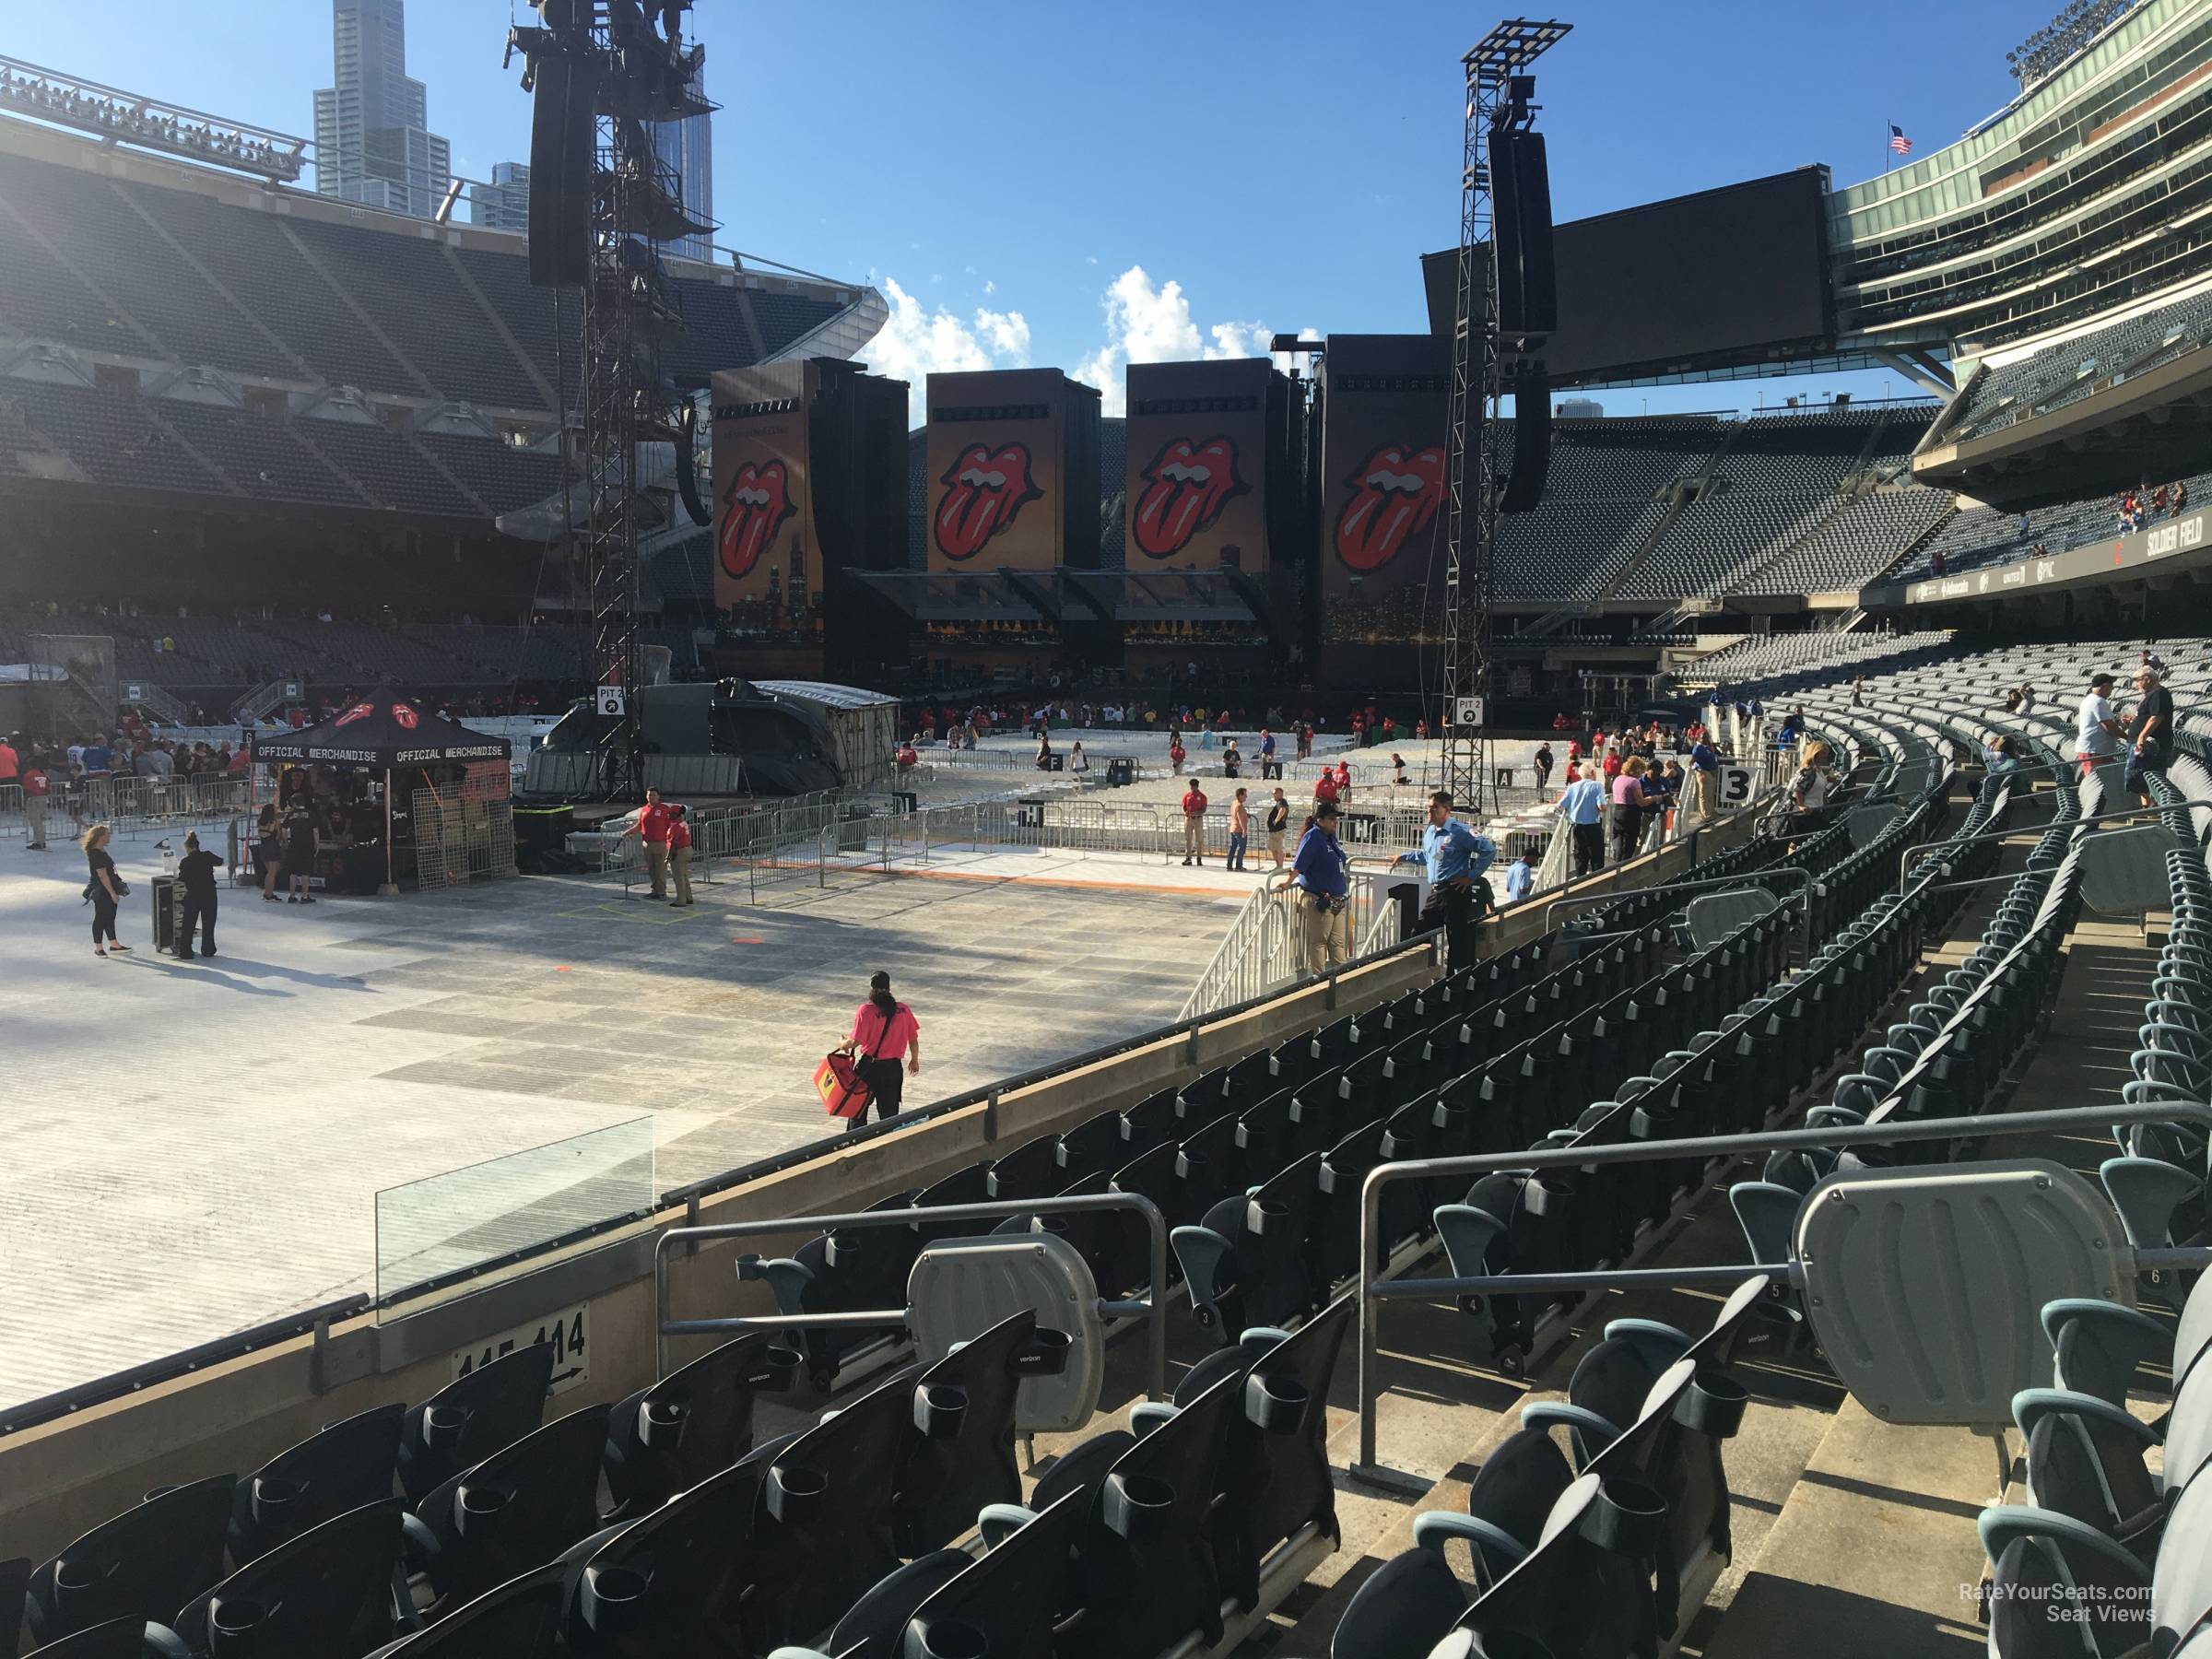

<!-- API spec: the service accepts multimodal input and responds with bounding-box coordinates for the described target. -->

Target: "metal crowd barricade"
[0,782,22,841]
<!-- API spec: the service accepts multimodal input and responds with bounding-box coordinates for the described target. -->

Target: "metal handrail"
[1350,1100,2212,1480]
[1895,801,2188,890]
[1542,863,1814,936]
[652,1191,1171,1400]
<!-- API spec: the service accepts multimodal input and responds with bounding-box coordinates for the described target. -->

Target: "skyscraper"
[652,58,714,264]
[472,162,531,233]
[312,0,450,218]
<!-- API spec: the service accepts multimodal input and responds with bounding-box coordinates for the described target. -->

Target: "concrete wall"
[0,947,1438,1564]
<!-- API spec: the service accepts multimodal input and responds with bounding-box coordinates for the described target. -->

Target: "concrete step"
[1693,1401,2000,1658]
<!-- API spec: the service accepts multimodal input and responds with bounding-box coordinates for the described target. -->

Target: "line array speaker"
[1491,130,1557,345]
[527,49,599,288]
[1499,361,1550,515]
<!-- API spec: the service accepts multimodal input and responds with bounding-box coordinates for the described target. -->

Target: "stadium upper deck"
[1834,0,2212,356]
[0,112,884,524]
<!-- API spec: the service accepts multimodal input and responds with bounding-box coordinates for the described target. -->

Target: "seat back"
[895,1312,1045,1555]
[568,1441,782,1659]
[1063,1372,1241,1659]
[603,1333,795,1520]
[415,1405,612,1606]
[365,1561,568,1658]
[27,1474,235,1646]
[397,1344,554,1505]
[172,1499,403,1658]
[899,1491,1088,1659]
[1213,1298,1357,1607]
[229,1402,404,1566]
[747,1368,921,1650]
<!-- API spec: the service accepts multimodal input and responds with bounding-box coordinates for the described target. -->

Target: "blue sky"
[9,1,2043,418]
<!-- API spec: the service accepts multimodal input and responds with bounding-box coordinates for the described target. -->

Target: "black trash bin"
[151,874,180,955]
[1104,758,1135,787]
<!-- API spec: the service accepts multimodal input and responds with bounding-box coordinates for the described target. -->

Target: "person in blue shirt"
[1292,799,1351,971]
[1558,762,1606,877]
[1396,790,1497,968]
[1503,850,1534,904]
[1688,736,1722,818]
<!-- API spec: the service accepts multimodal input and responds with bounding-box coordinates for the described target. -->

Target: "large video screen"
[925,369,1070,572]
[1423,168,1834,384]
[1123,359,1278,573]
[712,362,818,630]
[1317,335,1450,653]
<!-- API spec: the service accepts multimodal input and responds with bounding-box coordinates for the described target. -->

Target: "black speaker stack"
[526,47,598,288]
[1491,92,1557,516]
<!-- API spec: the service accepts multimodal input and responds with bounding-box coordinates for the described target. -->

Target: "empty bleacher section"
[1731,485,1950,596]
[1494,418,1722,601]
[0,139,867,526]
[1615,410,1890,600]
[1688,628,1951,684]
[1946,284,2212,442]
[1895,465,2212,582]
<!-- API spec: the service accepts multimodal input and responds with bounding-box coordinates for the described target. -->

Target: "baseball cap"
[1314,801,1340,820]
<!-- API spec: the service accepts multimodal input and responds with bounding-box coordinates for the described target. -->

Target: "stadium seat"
[227,1401,405,1567]
[395,1344,555,1507]
[601,1332,797,1521]
[24,1476,234,1646]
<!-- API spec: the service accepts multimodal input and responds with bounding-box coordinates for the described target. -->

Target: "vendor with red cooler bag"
[819,971,921,1132]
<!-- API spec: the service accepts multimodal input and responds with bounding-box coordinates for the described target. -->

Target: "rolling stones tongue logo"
[935,442,1043,561]
[1334,443,1447,571]
[1132,435,1248,559]
[719,460,797,580]
[335,701,375,727]
[392,704,418,729]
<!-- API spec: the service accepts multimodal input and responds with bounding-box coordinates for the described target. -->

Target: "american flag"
[1889,124,1913,156]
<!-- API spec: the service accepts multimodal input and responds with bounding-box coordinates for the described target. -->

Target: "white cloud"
[974,306,1032,361]
[1074,265,1315,417]
[864,277,1032,425]
[983,279,995,295]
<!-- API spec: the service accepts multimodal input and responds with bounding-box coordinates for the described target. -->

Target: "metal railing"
[1349,1100,2212,1484]
[1179,872,1307,1020]
[652,1191,1171,1398]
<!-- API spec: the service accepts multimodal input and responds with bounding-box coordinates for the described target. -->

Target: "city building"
[312,0,450,218]
[471,160,530,233]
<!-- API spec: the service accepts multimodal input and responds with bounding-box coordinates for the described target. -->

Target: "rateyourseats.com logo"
[1970,1581,2151,1623]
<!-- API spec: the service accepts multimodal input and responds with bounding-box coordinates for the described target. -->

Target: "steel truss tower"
[516,6,712,799]
[1441,19,1569,811]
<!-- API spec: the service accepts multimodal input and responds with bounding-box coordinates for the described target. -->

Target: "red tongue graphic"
[1335,443,1446,571]
[935,442,1041,561]
[719,462,793,579]
[1133,436,1244,560]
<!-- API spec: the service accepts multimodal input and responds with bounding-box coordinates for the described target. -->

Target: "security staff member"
[176,830,222,959]
[1292,800,1351,972]
[1397,791,1497,968]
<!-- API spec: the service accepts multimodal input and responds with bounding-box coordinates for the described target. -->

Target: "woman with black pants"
[83,822,128,957]
[841,971,921,1133]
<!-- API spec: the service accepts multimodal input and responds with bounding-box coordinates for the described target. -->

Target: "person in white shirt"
[2076,672,2120,779]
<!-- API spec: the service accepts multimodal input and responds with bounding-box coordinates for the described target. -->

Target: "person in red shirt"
[1181,780,1209,865]
[842,971,922,1132]
[20,759,50,850]
[0,734,18,789]
[618,788,677,899]
[1602,748,1623,782]
[666,804,696,906]
[1334,759,1352,797]
[1169,735,1186,775]
[1313,769,1341,809]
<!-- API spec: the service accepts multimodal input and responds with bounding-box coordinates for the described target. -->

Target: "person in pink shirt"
[841,971,921,1132]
